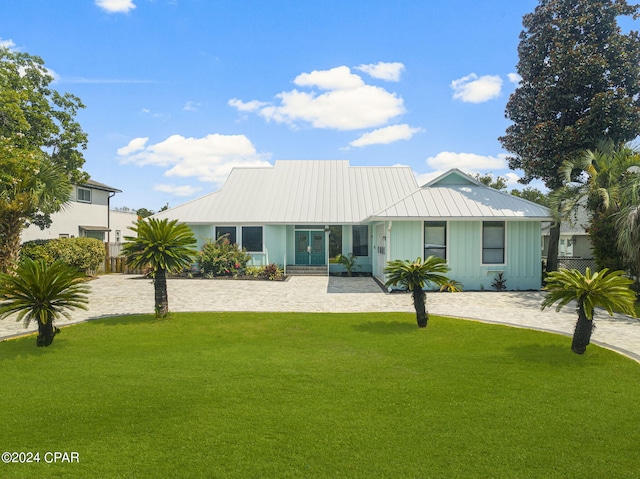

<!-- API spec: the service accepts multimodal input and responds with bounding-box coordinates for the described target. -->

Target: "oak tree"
[499,0,640,271]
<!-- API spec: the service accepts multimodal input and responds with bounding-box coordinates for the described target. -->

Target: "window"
[424,221,446,259]
[77,187,91,203]
[482,221,505,264]
[242,226,263,252]
[216,226,237,244]
[352,225,369,257]
[328,225,342,262]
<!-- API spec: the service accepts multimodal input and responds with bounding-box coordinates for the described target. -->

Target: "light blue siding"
[386,220,542,291]
[189,225,214,250]
[389,221,423,260]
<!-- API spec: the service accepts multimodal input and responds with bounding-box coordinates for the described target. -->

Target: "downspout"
[107,191,116,244]
[386,221,393,291]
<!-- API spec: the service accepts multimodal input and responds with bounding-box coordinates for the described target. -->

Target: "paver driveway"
[1,274,639,361]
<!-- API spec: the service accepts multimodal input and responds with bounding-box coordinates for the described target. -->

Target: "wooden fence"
[102,243,144,274]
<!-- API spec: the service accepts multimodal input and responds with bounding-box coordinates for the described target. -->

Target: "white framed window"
[352,225,369,257]
[215,226,237,244]
[77,187,91,203]
[424,221,447,260]
[482,221,505,264]
[242,226,263,252]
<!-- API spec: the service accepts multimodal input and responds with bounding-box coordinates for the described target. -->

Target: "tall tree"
[122,218,198,318]
[499,0,640,272]
[0,47,88,271]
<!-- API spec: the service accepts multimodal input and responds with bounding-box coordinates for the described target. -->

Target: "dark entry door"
[295,231,325,265]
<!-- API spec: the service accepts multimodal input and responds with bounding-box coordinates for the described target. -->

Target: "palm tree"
[0,147,72,272]
[541,267,636,354]
[558,141,640,271]
[615,174,640,280]
[122,218,197,318]
[384,256,451,328]
[0,258,89,347]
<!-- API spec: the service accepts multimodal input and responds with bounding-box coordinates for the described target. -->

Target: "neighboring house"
[541,202,595,272]
[21,179,136,245]
[153,161,552,290]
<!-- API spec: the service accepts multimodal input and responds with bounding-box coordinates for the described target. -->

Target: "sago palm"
[122,218,197,318]
[384,256,451,328]
[0,258,89,347]
[541,267,636,354]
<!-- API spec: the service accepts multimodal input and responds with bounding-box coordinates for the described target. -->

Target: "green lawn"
[1,312,639,478]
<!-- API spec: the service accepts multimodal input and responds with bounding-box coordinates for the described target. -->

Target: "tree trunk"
[412,289,428,328]
[36,319,60,347]
[154,268,169,318]
[0,213,24,273]
[546,221,561,273]
[571,303,594,355]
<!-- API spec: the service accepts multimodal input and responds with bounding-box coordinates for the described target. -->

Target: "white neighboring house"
[20,179,137,247]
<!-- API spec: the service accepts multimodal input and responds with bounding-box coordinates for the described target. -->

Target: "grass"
[1,312,640,478]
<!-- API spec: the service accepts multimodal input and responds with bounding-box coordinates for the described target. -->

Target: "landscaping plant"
[336,253,357,276]
[123,218,198,318]
[197,235,251,277]
[541,267,636,354]
[0,258,88,347]
[384,256,451,327]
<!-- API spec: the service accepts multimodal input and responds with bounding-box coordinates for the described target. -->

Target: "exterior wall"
[187,224,287,267]
[21,201,111,242]
[262,225,286,267]
[542,234,593,259]
[109,211,138,244]
[385,220,543,291]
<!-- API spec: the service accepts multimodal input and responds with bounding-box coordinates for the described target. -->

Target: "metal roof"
[371,169,552,221]
[153,160,419,224]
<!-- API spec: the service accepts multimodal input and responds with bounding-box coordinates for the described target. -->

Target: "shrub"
[198,236,251,277]
[20,237,105,274]
[260,263,284,281]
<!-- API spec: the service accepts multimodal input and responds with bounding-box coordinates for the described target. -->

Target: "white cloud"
[95,0,136,13]
[355,62,405,82]
[426,151,507,171]
[230,65,406,131]
[507,73,522,86]
[228,98,268,112]
[0,38,16,49]
[451,73,503,103]
[118,133,271,185]
[294,66,364,90]
[183,101,201,112]
[117,137,148,155]
[349,124,422,148]
[153,184,202,197]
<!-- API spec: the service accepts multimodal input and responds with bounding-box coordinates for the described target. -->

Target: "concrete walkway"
[2,274,640,361]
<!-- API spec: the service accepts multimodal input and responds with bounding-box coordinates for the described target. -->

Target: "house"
[541,201,596,272]
[153,160,552,290]
[20,179,136,245]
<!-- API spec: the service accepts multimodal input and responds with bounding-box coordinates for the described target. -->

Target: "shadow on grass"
[352,320,417,334]
[86,314,158,327]
[506,343,575,365]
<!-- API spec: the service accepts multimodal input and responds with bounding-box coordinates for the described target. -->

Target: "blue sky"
[1,0,544,211]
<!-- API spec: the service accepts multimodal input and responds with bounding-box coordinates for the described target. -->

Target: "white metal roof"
[153,160,419,224]
[370,169,552,221]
